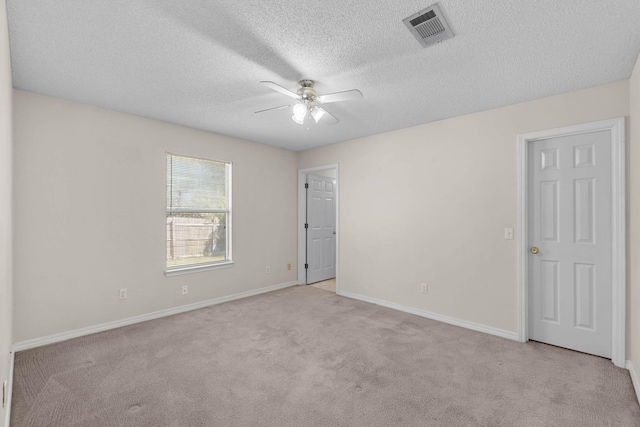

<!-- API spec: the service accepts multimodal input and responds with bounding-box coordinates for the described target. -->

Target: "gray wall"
[12,90,298,342]
[0,0,12,424]
[628,54,640,383]
[298,80,629,335]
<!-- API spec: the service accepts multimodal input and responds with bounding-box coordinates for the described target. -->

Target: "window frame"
[165,152,233,276]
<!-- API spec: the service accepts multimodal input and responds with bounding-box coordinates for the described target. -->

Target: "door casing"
[298,164,339,289]
[517,117,625,367]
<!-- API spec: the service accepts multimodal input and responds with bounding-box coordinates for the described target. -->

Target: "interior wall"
[628,53,640,380]
[12,90,298,343]
[0,0,12,424]
[298,80,629,334]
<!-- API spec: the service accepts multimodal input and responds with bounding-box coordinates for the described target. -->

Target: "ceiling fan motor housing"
[297,79,317,102]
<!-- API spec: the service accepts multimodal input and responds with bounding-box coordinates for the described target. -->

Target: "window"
[166,153,232,273]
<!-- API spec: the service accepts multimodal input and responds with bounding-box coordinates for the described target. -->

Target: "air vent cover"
[403,3,454,48]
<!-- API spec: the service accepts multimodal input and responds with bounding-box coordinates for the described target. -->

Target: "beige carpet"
[11,286,640,426]
[310,278,336,292]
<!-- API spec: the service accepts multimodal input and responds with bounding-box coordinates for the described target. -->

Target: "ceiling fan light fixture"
[293,103,307,118]
[292,102,308,125]
[291,114,305,125]
[311,107,325,123]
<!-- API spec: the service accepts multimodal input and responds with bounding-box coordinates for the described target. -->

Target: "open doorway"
[298,165,339,292]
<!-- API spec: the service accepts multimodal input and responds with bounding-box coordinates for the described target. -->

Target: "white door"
[306,174,336,284]
[528,130,612,358]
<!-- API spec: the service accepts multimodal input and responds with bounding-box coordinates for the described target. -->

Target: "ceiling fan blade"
[254,104,292,114]
[317,89,363,104]
[312,107,339,125]
[260,81,300,100]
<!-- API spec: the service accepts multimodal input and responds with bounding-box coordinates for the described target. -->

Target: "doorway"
[517,118,625,367]
[298,165,339,290]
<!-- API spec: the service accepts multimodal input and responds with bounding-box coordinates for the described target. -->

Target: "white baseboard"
[626,360,640,405]
[337,290,519,341]
[4,349,14,427]
[13,281,298,352]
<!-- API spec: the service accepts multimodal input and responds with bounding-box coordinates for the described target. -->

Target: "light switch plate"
[504,228,514,240]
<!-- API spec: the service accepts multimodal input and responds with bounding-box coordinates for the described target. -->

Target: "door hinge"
[304,223,308,229]
[305,183,309,189]
[304,263,308,269]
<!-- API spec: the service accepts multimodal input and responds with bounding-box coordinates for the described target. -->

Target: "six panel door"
[528,130,612,358]
[306,174,336,284]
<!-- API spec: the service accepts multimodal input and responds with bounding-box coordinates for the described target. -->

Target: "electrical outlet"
[119,288,127,300]
[266,266,270,274]
[421,283,428,294]
[287,263,291,271]
[181,285,188,296]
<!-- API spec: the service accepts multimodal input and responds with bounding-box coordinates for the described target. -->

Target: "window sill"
[165,261,234,277]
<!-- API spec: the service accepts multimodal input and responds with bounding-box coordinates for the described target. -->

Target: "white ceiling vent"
[403,4,454,48]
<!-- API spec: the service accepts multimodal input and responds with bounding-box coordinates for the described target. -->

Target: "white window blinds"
[166,153,232,271]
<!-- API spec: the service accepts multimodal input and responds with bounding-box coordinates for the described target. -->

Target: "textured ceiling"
[6,0,640,151]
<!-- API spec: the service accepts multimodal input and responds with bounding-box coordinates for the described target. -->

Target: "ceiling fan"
[255,80,363,125]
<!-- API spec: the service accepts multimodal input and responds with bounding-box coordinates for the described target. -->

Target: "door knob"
[530,247,539,254]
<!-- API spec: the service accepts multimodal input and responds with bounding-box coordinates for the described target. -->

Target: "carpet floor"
[310,278,336,292]
[10,286,640,426]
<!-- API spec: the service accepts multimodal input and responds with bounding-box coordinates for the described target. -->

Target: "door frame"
[297,164,339,289]
[516,117,625,368]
